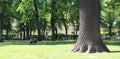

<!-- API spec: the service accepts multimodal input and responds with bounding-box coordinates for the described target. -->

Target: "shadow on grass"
[38,40,76,45]
[110,51,120,53]
[1,39,120,45]
[103,39,120,45]
[0,40,76,45]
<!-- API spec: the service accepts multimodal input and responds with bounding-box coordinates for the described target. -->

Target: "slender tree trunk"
[62,12,68,36]
[108,24,112,38]
[29,29,32,38]
[0,19,3,42]
[62,12,68,39]
[108,12,113,38]
[33,0,41,40]
[55,27,57,40]
[42,29,46,40]
[5,29,9,39]
[23,30,26,39]
[33,0,39,18]
[65,25,68,36]
[51,0,57,41]
[72,0,109,53]
[65,13,68,36]
[64,25,68,39]
[18,0,22,39]
[0,12,3,42]
[20,31,22,39]
[26,27,30,39]
[38,29,43,41]
[51,13,56,41]
[107,4,115,38]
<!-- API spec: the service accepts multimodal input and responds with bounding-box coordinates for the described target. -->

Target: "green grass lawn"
[0,40,120,59]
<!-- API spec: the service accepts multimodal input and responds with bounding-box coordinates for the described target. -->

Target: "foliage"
[17,0,35,29]
[101,0,120,28]
[1,0,120,40]
[100,0,120,36]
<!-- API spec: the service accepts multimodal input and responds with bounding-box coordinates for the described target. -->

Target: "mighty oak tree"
[72,0,109,53]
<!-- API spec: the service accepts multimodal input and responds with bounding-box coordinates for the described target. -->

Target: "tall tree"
[17,0,35,39]
[58,0,72,36]
[0,19,3,42]
[101,0,120,37]
[0,0,3,42]
[72,0,109,53]
[69,0,79,38]
[0,0,13,41]
[3,0,13,39]
[33,0,42,41]
[50,0,57,40]
[33,0,50,40]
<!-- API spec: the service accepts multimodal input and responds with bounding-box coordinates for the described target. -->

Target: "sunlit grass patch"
[0,40,120,59]
[0,45,120,59]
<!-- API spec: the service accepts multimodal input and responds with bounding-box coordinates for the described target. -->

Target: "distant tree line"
[0,0,120,42]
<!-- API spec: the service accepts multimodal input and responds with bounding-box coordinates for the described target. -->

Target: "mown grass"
[0,40,76,45]
[0,39,120,59]
[104,39,120,45]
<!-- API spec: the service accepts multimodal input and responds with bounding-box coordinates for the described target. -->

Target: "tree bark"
[108,12,113,38]
[0,12,4,42]
[29,29,32,38]
[51,0,57,41]
[0,19,3,42]
[108,24,112,38]
[26,27,30,39]
[5,29,9,39]
[55,27,57,40]
[33,0,42,41]
[23,30,26,39]
[72,0,109,53]
[64,25,68,36]
[33,0,39,18]
[38,29,43,41]
[62,12,68,39]
[20,31,22,39]
[50,16,56,40]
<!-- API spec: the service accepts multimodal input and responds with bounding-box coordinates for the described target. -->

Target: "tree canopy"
[0,0,120,44]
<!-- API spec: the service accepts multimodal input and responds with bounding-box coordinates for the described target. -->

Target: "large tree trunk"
[72,0,109,53]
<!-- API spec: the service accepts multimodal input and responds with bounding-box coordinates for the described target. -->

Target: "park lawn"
[0,40,120,59]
